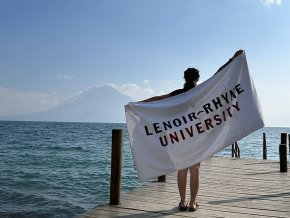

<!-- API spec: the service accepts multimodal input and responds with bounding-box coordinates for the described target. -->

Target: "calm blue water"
[0,121,289,217]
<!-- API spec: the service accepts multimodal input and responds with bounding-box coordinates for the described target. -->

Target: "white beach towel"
[125,52,264,181]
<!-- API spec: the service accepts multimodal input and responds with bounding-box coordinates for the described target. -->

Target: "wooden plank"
[83,157,290,218]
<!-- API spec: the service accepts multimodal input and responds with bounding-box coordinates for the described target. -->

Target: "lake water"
[0,121,289,217]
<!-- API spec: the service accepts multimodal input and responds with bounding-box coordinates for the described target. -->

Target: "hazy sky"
[0,0,289,126]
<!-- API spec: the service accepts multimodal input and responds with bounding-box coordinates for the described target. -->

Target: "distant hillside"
[0,86,134,123]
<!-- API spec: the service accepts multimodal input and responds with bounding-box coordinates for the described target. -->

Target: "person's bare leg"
[189,163,200,208]
[177,168,188,206]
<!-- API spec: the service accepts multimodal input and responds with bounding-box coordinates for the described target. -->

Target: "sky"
[0,0,289,127]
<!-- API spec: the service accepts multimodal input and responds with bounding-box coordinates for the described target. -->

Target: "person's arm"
[141,93,171,102]
[215,49,244,74]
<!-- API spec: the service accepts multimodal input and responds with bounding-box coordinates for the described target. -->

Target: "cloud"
[109,82,156,101]
[142,79,150,85]
[108,79,181,101]
[57,74,76,80]
[0,86,69,115]
[260,0,282,7]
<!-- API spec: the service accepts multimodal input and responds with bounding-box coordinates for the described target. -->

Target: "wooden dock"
[83,157,290,218]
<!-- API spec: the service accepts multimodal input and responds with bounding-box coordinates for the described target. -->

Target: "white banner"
[125,52,264,181]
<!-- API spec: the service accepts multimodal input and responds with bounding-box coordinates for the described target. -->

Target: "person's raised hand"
[231,49,244,60]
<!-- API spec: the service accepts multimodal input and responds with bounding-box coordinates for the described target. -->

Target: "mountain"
[0,86,134,123]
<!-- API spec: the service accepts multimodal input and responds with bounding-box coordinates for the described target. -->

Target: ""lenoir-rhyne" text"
[143,83,244,146]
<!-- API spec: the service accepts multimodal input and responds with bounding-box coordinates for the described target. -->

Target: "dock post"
[279,133,287,172]
[263,133,267,160]
[158,175,166,182]
[231,142,240,158]
[288,134,290,153]
[236,142,240,158]
[110,129,123,205]
[281,133,287,145]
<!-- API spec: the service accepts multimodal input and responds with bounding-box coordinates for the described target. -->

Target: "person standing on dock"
[142,50,243,211]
